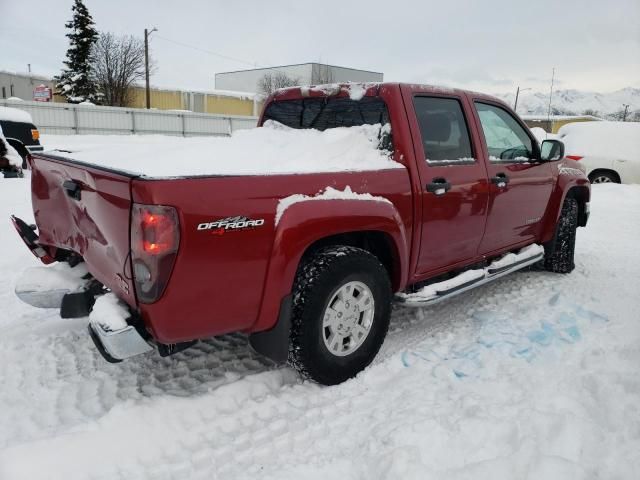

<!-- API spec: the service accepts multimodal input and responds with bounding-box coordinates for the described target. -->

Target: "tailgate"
[30,154,138,307]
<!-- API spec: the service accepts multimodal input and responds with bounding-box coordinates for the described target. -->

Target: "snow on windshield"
[41,121,401,177]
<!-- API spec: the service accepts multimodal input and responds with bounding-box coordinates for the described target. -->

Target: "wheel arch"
[588,168,621,184]
[252,198,410,335]
[541,177,591,243]
[566,185,591,227]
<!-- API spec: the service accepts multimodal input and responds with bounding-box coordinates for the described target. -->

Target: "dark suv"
[0,107,43,169]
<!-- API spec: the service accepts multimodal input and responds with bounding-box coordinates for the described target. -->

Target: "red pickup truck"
[12,83,590,385]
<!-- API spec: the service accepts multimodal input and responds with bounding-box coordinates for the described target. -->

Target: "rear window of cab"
[263,96,390,131]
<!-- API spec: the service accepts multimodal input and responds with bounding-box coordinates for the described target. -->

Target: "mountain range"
[495,87,640,119]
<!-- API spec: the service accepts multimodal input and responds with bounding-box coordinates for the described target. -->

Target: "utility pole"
[144,27,157,109]
[513,86,532,112]
[622,104,630,122]
[546,67,555,132]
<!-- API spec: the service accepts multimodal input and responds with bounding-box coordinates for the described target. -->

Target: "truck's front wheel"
[288,246,391,385]
[543,196,579,273]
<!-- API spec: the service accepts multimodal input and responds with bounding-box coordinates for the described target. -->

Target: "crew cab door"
[404,88,490,276]
[469,99,554,255]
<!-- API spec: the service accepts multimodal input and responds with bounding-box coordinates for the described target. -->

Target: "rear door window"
[412,96,474,165]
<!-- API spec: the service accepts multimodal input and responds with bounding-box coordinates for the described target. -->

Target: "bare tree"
[257,72,300,95]
[91,32,147,107]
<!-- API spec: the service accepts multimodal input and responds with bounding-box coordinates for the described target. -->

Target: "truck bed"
[29,151,412,344]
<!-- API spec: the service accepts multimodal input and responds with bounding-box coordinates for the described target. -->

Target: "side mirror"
[540,139,564,161]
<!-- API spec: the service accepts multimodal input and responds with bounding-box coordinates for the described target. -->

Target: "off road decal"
[197,216,265,236]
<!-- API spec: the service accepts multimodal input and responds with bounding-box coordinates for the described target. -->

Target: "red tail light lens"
[566,155,583,161]
[131,204,180,303]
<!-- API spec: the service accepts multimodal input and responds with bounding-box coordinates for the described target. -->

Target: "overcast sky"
[1,0,639,94]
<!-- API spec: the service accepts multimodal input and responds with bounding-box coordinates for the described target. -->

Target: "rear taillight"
[131,204,180,303]
[566,155,583,161]
[31,129,40,141]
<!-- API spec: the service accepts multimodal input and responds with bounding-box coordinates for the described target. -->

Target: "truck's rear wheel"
[288,246,391,385]
[543,196,578,273]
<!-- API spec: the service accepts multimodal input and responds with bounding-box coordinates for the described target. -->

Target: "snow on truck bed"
[40,121,401,177]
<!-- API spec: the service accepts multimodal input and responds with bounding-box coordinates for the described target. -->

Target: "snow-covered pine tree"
[55,0,100,103]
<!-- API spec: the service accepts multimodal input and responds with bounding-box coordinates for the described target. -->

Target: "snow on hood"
[0,106,34,124]
[557,121,640,160]
[42,121,401,178]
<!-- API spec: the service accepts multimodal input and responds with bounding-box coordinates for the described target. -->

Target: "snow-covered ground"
[1,170,639,478]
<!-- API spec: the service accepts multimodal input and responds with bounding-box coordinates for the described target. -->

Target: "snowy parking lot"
[1,162,639,478]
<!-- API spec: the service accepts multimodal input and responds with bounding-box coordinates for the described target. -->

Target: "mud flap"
[249,294,292,363]
[60,290,97,319]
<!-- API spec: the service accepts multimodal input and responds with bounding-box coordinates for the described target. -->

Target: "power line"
[152,34,313,80]
[153,34,259,68]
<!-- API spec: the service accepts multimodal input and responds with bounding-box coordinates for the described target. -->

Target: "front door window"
[475,102,534,162]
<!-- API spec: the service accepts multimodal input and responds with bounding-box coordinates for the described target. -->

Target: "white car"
[557,121,640,184]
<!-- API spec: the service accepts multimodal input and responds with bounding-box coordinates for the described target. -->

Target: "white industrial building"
[215,63,383,93]
[0,71,55,101]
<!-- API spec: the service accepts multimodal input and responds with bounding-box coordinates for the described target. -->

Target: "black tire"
[288,246,392,385]
[543,197,578,273]
[588,170,619,184]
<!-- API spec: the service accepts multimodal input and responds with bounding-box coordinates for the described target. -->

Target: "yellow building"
[127,86,262,116]
[521,114,602,133]
[49,83,263,117]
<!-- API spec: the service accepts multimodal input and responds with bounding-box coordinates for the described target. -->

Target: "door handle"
[62,180,82,200]
[490,173,509,188]
[426,177,451,196]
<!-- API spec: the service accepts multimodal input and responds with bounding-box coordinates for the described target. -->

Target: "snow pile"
[0,106,34,124]
[275,186,392,225]
[14,263,90,308]
[558,121,640,160]
[15,262,89,294]
[42,121,400,177]
[89,293,129,332]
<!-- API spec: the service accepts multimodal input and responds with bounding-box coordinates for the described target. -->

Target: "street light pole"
[144,27,157,110]
[513,86,532,112]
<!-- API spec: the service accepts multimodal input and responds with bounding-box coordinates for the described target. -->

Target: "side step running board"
[396,245,544,307]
